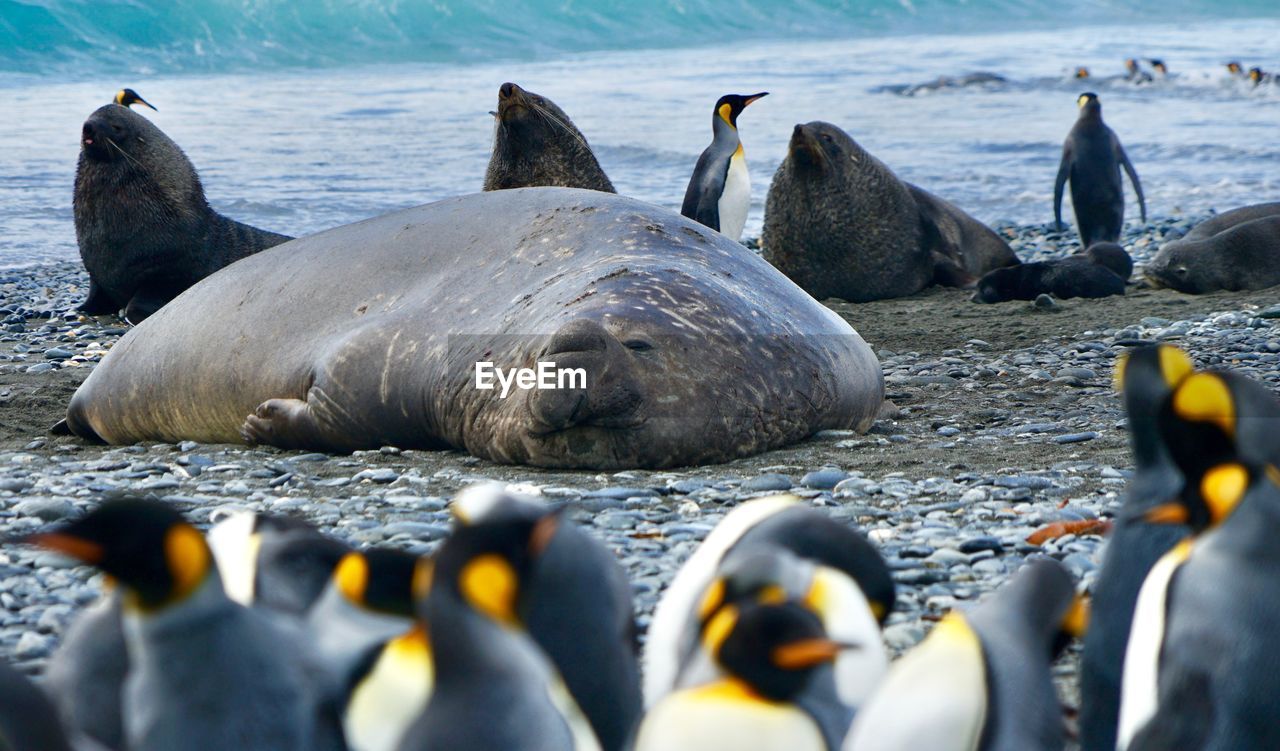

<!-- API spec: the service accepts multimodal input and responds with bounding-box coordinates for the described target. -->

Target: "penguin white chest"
[718,148,751,242]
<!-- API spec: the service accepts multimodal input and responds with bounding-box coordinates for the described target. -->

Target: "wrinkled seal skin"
[1146,204,1280,293]
[64,188,883,470]
[762,122,1018,302]
[483,83,615,193]
[74,104,293,322]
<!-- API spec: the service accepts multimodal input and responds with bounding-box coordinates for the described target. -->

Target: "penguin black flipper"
[1053,143,1072,232]
[681,148,727,233]
[1118,144,1147,223]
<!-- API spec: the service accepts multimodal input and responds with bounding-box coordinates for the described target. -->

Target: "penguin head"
[20,498,214,612]
[113,88,157,111]
[1249,67,1265,84]
[1114,344,1194,464]
[707,601,845,702]
[424,513,559,627]
[713,92,768,129]
[1125,58,1140,73]
[1226,61,1242,75]
[1148,59,1167,74]
[333,548,423,618]
[1076,92,1101,117]
[696,546,812,626]
[1074,67,1090,79]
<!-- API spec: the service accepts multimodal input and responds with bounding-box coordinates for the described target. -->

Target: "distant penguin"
[1054,92,1147,247]
[20,498,318,751]
[1075,67,1091,79]
[843,558,1084,751]
[644,495,892,711]
[113,87,156,110]
[207,509,349,615]
[451,485,642,751]
[1148,58,1168,76]
[1077,345,1194,751]
[1125,59,1152,84]
[633,600,852,751]
[396,514,601,751]
[1116,370,1280,750]
[1249,67,1274,86]
[1225,61,1244,78]
[0,658,75,751]
[681,92,767,242]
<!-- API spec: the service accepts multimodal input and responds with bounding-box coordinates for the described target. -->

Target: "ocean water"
[1,1,1279,267]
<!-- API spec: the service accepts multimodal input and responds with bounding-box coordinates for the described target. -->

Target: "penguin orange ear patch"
[703,604,740,656]
[336,552,370,603]
[1157,345,1194,389]
[697,578,727,622]
[1173,373,1235,436]
[460,554,519,625]
[1201,463,1248,524]
[165,524,211,601]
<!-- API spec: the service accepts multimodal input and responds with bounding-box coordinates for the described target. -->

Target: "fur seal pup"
[62,187,884,470]
[74,104,292,322]
[483,82,615,193]
[762,121,1018,302]
[1145,204,1280,293]
[1054,92,1146,247]
[972,241,1131,303]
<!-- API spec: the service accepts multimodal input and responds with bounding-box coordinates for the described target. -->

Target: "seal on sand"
[762,121,1018,302]
[972,241,1132,303]
[74,104,292,322]
[1145,203,1280,293]
[62,188,884,470]
[483,83,615,193]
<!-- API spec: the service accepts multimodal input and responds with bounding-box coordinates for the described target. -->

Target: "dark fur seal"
[1145,203,1280,293]
[1054,92,1146,247]
[761,121,1018,302]
[74,104,292,322]
[973,242,1131,303]
[483,83,615,193]
[63,188,884,470]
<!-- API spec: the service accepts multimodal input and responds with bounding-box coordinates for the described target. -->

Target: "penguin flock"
[5,341,1280,750]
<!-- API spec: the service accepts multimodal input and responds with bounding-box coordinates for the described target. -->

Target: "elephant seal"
[483,83,615,193]
[1145,204,1280,293]
[973,243,1130,303]
[1054,92,1146,247]
[74,104,292,323]
[62,188,883,470]
[762,121,1018,302]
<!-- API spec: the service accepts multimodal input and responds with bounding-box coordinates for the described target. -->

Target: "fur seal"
[483,83,615,193]
[1145,203,1280,293]
[1054,92,1146,247]
[973,241,1131,303]
[762,121,1019,302]
[74,104,293,323]
[62,187,883,470]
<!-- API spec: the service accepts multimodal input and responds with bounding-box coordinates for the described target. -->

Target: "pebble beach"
[4,215,1279,735]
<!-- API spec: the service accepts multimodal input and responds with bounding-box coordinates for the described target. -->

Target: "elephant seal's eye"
[624,339,653,352]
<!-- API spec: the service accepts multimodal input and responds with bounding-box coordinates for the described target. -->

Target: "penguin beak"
[19,532,106,565]
[771,638,855,670]
[1140,503,1189,526]
[134,96,158,112]
[744,92,768,107]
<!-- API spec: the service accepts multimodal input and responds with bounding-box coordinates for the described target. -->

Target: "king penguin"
[395,513,601,751]
[1116,369,1280,750]
[681,92,767,242]
[113,88,156,110]
[40,585,128,750]
[645,495,892,710]
[1054,92,1146,247]
[1077,344,1194,751]
[843,558,1084,751]
[451,485,642,751]
[633,600,852,751]
[19,498,318,751]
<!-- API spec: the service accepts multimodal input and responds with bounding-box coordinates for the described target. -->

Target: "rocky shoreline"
[2,215,1279,741]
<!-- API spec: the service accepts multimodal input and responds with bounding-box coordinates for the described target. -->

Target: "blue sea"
[2,0,1279,267]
